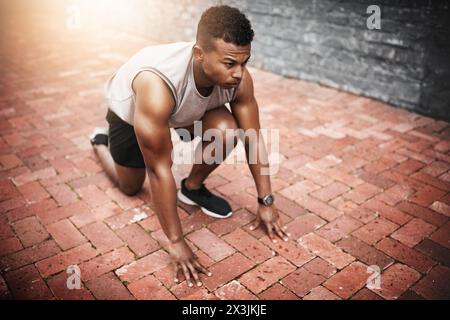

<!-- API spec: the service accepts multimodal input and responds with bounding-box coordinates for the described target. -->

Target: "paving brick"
[310,182,350,203]
[337,236,394,270]
[17,181,50,204]
[202,253,254,291]
[260,236,314,267]
[0,237,23,257]
[391,218,437,248]
[0,274,12,299]
[281,267,325,297]
[38,201,91,225]
[298,233,354,269]
[35,243,98,278]
[179,210,214,234]
[284,213,326,241]
[259,283,298,300]
[295,194,342,221]
[208,208,255,236]
[316,215,363,243]
[278,180,321,201]
[0,240,61,272]
[375,238,436,273]
[363,198,413,226]
[429,221,450,250]
[352,218,399,245]
[46,219,87,250]
[5,198,57,223]
[394,159,426,175]
[351,288,383,300]
[116,223,160,257]
[369,263,421,300]
[186,228,235,262]
[415,239,450,267]
[115,250,171,283]
[223,228,273,264]
[12,216,49,247]
[303,257,337,278]
[397,201,448,227]
[430,201,450,217]
[420,161,449,177]
[214,280,258,300]
[239,256,296,294]
[80,221,123,253]
[273,194,308,219]
[4,265,54,300]
[342,183,382,205]
[105,187,144,210]
[86,272,134,300]
[79,246,135,281]
[408,185,447,207]
[303,286,341,300]
[46,271,94,300]
[294,166,334,187]
[412,265,450,299]
[71,201,122,228]
[75,184,110,208]
[375,184,415,206]
[323,261,369,299]
[128,274,176,300]
[46,183,78,206]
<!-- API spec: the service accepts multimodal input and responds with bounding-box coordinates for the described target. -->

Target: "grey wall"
[29,0,450,121]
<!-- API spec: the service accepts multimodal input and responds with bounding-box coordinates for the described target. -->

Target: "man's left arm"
[230,68,289,243]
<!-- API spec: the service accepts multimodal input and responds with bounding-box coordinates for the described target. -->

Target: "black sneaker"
[177,178,232,219]
[90,127,108,147]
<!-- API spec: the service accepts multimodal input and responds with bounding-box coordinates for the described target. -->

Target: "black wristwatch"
[258,194,274,206]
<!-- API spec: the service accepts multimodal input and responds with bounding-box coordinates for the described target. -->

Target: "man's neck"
[193,59,214,96]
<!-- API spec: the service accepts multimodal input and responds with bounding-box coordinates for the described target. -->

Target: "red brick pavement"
[0,4,449,300]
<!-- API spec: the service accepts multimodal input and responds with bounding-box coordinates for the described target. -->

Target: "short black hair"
[196,5,254,51]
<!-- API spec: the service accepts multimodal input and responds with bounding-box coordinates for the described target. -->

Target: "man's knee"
[119,182,143,196]
[214,117,240,148]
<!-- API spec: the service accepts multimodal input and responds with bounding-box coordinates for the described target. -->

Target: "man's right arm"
[132,71,182,243]
[132,72,210,287]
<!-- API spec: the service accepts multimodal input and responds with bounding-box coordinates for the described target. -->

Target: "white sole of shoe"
[177,189,233,219]
[89,127,108,141]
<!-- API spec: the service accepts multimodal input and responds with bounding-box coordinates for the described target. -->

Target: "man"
[90,5,289,288]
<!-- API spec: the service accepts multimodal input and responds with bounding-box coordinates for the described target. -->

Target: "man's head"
[194,5,254,89]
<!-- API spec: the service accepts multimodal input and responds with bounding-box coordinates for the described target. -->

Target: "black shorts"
[106,109,195,169]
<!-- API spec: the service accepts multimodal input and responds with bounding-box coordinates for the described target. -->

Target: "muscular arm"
[230,68,271,197]
[132,71,182,243]
[132,71,211,286]
[231,68,289,242]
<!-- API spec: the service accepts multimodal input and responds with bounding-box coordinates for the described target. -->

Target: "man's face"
[198,38,251,89]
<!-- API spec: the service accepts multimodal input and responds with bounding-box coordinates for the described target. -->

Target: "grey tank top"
[103,41,237,128]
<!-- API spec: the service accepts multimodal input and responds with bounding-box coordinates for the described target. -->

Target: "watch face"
[265,195,274,205]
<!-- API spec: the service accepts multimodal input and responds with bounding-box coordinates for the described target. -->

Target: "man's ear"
[193,45,204,62]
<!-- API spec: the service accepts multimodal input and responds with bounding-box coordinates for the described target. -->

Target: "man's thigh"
[176,105,238,138]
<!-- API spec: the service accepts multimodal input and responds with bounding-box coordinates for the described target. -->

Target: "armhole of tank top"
[131,68,179,116]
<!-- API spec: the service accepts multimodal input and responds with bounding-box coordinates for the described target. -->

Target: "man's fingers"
[193,260,212,277]
[187,262,202,287]
[181,263,193,287]
[265,223,277,243]
[173,263,183,283]
[274,223,289,241]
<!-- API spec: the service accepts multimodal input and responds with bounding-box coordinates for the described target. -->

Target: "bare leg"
[93,144,146,196]
[183,106,239,190]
